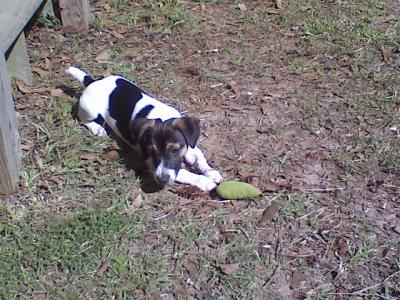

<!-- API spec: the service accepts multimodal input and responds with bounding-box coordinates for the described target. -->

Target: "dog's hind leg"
[83,121,107,137]
[184,146,222,184]
[77,91,108,137]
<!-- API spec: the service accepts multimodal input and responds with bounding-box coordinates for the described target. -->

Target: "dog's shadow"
[113,139,166,193]
[60,84,165,193]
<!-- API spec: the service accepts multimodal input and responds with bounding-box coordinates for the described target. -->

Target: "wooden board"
[0,0,44,52]
[7,32,33,85]
[0,52,22,194]
[60,0,90,32]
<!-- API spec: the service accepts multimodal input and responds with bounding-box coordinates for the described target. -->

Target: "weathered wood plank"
[7,32,33,86]
[0,52,22,194]
[60,0,90,32]
[0,0,44,52]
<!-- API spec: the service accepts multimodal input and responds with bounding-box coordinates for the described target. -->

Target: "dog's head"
[130,117,200,184]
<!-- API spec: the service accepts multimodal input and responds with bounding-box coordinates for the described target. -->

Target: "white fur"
[66,67,222,191]
[65,67,87,84]
[175,169,217,191]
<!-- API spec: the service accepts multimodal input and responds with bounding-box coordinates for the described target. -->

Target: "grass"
[0,204,128,296]
[0,194,269,298]
[2,0,400,298]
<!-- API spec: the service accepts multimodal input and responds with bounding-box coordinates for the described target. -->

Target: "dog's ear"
[172,117,200,148]
[130,118,156,143]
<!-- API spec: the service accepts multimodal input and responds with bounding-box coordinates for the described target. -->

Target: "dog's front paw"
[204,169,223,184]
[195,175,217,191]
[85,122,107,137]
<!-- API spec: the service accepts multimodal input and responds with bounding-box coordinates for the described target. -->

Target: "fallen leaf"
[300,5,312,12]
[262,180,280,192]
[63,136,80,147]
[227,80,239,94]
[31,67,49,78]
[44,57,52,70]
[381,45,392,63]
[373,15,396,25]
[273,141,286,155]
[21,143,32,151]
[182,259,197,278]
[222,164,236,172]
[189,93,201,103]
[173,185,210,199]
[276,226,288,240]
[238,170,257,180]
[179,198,196,206]
[32,292,47,300]
[14,80,50,94]
[220,263,240,275]
[96,50,112,62]
[96,260,111,277]
[265,8,280,15]
[81,153,97,161]
[183,66,202,77]
[392,225,400,234]
[131,194,143,209]
[104,150,120,161]
[276,0,283,9]
[290,270,306,289]
[106,29,125,39]
[48,176,61,186]
[50,88,64,97]
[259,202,280,224]
[15,80,34,93]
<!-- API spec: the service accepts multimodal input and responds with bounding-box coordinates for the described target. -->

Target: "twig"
[277,252,317,258]
[325,270,400,297]
[263,265,279,286]
[296,207,326,220]
[153,212,171,221]
[306,187,345,193]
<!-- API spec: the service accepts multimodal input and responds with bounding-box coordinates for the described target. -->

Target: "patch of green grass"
[0,201,176,298]
[203,72,223,83]
[20,167,40,188]
[91,16,110,32]
[118,0,196,34]
[276,194,314,221]
[0,205,124,296]
[106,0,131,12]
[349,242,378,267]
[290,58,317,75]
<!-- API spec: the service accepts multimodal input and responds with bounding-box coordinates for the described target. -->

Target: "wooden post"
[59,0,90,32]
[7,32,33,86]
[0,52,22,194]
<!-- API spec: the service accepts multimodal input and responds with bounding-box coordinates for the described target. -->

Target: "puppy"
[66,67,222,191]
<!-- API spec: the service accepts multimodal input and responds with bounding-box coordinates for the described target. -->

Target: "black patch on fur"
[136,105,154,119]
[109,78,144,143]
[83,75,104,87]
[83,75,94,87]
[93,114,105,125]
[92,114,112,134]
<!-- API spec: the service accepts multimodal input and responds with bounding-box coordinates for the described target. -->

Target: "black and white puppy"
[66,67,222,191]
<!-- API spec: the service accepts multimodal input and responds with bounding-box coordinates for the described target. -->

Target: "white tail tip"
[65,67,88,84]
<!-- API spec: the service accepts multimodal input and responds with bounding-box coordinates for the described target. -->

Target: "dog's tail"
[65,66,95,87]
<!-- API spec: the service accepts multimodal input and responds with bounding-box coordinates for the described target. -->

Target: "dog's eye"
[148,145,158,156]
[170,147,180,155]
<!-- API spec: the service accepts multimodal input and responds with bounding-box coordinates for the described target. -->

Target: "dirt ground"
[1,0,399,299]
